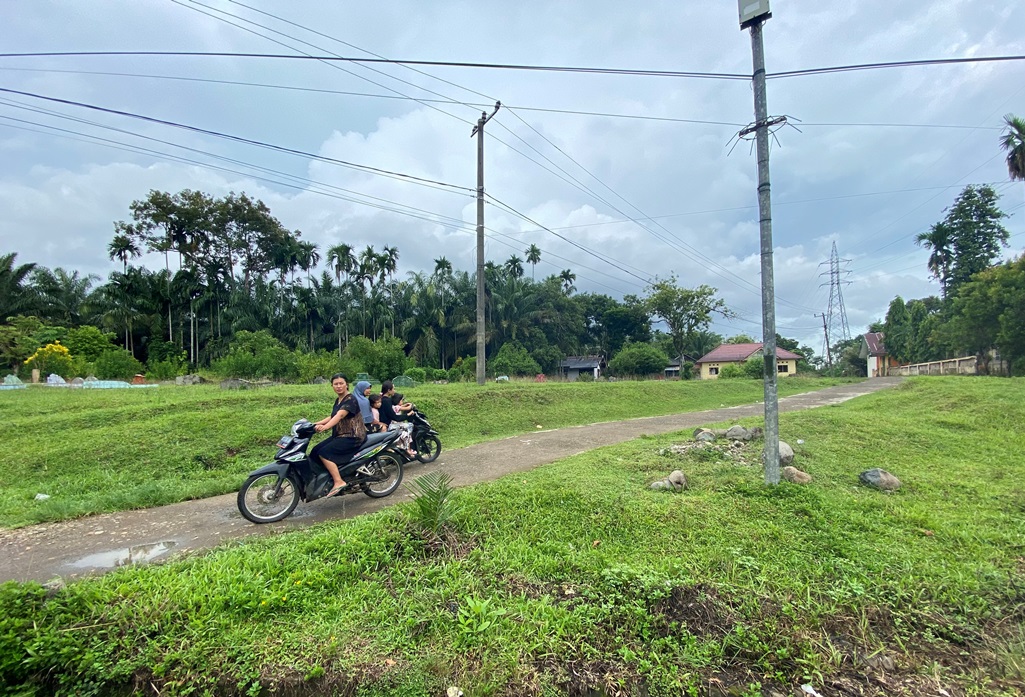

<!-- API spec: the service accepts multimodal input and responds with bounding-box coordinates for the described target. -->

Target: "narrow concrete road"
[0,378,901,584]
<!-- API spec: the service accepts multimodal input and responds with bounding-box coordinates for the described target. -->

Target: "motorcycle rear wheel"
[361,453,404,498]
[415,434,442,463]
[238,473,300,523]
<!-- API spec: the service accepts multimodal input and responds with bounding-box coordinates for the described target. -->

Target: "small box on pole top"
[739,0,771,28]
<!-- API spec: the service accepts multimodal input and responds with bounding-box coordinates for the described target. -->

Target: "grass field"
[0,377,843,527]
[1,377,1023,696]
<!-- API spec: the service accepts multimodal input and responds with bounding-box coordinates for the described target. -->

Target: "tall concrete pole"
[472,102,500,386]
[747,17,780,485]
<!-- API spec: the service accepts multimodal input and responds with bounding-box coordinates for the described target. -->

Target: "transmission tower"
[818,241,852,365]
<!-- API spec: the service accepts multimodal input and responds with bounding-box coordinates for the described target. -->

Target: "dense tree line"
[4,189,792,381]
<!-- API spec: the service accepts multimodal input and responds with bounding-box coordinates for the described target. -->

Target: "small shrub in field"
[609,342,668,377]
[295,350,348,383]
[718,364,747,379]
[23,342,73,378]
[146,360,181,381]
[95,348,144,380]
[490,342,541,377]
[406,367,427,384]
[211,330,298,380]
[405,471,460,539]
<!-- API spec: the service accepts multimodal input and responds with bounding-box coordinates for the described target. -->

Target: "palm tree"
[915,222,955,298]
[505,255,524,279]
[433,256,452,276]
[1001,113,1025,196]
[525,244,541,280]
[0,252,37,320]
[327,243,355,283]
[31,267,99,326]
[559,269,576,295]
[296,241,320,288]
[108,228,141,272]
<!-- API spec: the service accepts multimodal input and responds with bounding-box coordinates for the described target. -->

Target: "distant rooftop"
[696,343,802,364]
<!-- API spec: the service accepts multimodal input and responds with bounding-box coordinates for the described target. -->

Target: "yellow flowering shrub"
[24,341,74,378]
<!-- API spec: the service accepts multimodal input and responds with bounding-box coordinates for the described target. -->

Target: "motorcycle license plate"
[276,436,292,448]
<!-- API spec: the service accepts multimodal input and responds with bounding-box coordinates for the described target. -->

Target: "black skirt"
[310,435,364,467]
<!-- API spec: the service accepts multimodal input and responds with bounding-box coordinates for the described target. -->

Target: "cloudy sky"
[2,0,1023,352]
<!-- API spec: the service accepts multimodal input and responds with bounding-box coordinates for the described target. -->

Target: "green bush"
[429,367,449,381]
[63,325,117,361]
[342,336,409,383]
[717,363,747,379]
[448,356,475,382]
[490,342,541,377]
[146,360,181,381]
[296,350,352,384]
[406,367,427,384]
[211,330,298,380]
[609,342,668,377]
[95,348,144,380]
[23,342,74,379]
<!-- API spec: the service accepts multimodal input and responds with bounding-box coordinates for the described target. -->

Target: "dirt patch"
[652,583,737,638]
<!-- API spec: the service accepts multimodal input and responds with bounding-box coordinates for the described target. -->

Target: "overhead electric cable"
[0,87,474,193]
[3,50,1022,79]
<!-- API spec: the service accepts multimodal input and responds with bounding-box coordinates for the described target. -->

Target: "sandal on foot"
[327,483,347,497]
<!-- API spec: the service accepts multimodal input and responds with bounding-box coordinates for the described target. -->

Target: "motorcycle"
[405,404,442,463]
[237,419,406,524]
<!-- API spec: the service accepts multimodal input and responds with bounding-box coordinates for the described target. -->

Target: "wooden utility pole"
[472,101,501,386]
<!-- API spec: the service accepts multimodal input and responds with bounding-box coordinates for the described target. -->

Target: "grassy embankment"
[1,377,1023,696]
[0,377,844,527]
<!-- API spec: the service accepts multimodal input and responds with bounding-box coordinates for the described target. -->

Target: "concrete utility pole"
[472,101,501,386]
[739,1,780,485]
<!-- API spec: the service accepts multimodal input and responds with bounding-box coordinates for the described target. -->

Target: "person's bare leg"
[320,457,346,490]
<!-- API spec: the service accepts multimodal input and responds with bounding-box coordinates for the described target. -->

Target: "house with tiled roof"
[694,343,802,379]
[859,332,894,377]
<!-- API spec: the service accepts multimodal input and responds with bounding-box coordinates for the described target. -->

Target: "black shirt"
[378,397,399,426]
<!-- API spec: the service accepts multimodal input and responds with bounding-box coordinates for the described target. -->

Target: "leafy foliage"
[405,471,460,538]
[608,342,668,377]
[94,348,144,380]
[490,342,541,377]
[23,341,73,378]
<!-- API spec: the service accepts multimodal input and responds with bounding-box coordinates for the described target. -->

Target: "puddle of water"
[68,541,178,570]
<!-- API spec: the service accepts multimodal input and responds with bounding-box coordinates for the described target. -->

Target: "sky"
[2,0,1023,354]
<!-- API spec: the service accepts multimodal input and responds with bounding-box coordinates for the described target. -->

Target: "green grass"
[1,377,1023,696]
[0,376,844,527]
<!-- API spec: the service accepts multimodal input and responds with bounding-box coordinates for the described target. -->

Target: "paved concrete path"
[0,378,901,583]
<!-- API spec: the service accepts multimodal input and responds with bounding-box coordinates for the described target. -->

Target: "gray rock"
[312,376,328,384]
[860,468,901,491]
[748,426,764,439]
[693,427,714,439]
[667,470,688,490]
[650,479,672,491]
[175,374,204,386]
[695,430,716,442]
[779,440,795,465]
[781,466,812,484]
[725,425,747,439]
[219,378,246,390]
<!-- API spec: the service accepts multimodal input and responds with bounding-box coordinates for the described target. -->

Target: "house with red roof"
[694,343,803,379]
[859,332,894,377]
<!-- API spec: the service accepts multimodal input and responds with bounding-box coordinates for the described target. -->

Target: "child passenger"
[368,393,384,433]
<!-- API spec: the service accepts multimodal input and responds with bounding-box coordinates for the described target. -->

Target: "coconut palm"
[327,243,355,283]
[915,222,955,298]
[296,241,320,288]
[525,244,541,279]
[1000,113,1025,193]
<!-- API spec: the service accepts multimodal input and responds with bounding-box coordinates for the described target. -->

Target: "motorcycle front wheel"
[238,473,300,523]
[361,453,404,498]
[415,434,442,463]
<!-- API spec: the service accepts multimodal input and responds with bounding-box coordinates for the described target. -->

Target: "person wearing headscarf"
[353,380,374,427]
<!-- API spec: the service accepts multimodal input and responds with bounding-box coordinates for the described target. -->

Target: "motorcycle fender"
[246,461,290,479]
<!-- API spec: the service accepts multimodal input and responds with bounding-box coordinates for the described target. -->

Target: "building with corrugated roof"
[694,343,802,380]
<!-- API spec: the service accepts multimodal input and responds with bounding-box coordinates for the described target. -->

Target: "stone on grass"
[725,425,751,440]
[694,429,716,442]
[650,480,673,491]
[781,466,812,484]
[667,470,688,490]
[860,468,901,491]
[176,374,204,386]
[777,440,795,465]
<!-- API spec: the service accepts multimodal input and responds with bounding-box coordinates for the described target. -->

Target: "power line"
[3,50,1023,80]
[0,87,474,194]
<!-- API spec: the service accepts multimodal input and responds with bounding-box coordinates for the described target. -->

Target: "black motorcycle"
[406,405,442,463]
[237,420,406,524]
